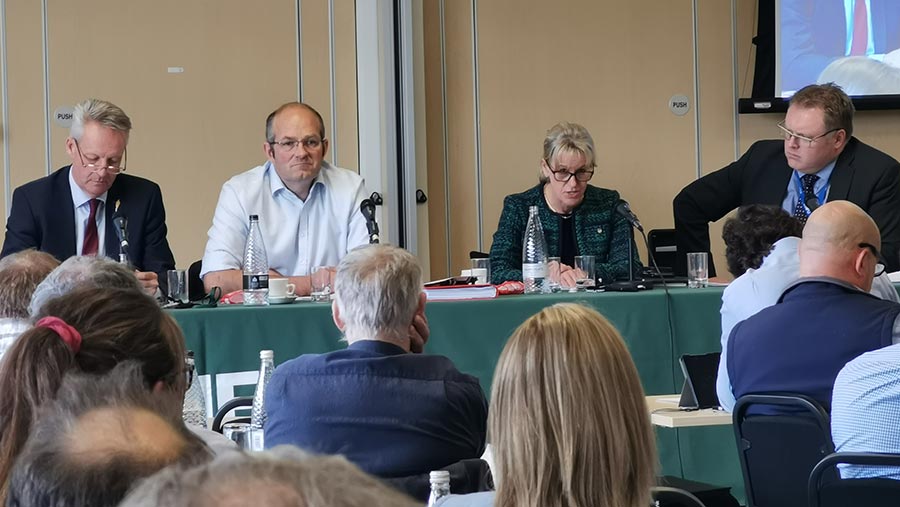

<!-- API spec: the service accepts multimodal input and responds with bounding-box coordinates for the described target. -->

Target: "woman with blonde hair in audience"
[0,288,187,503]
[439,303,657,507]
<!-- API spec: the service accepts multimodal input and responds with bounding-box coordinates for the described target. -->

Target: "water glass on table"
[687,252,709,288]
[547,257,563,293]
[471,258,491,285]
[574,255,596,291]
[311,266,333,302]
[167,269,188,303]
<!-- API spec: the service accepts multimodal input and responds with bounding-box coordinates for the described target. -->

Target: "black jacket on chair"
[673,138,900,275]
[1,166,176,285]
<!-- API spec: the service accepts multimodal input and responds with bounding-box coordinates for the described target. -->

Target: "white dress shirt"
[201,161,369,278]
[0,317,29,361]
[716,236,900,411]
[68,168,107,256]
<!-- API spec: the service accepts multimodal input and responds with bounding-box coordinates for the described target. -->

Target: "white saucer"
[268,295,297,305]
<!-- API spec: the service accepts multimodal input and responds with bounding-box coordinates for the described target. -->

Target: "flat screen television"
[739,0,900,114]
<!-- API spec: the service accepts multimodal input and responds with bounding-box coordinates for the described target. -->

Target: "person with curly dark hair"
[716,203,899,411]
[722,205,804,278]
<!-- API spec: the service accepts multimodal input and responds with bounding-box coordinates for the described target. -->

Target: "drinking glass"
[687,252,709,288]
[574,255,596,291]
[311,266,333,302]
[167,269,188,302]
[547,257,562,293]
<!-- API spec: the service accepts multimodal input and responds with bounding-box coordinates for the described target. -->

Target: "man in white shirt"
[201,103,369,296]
[0,250,59,360]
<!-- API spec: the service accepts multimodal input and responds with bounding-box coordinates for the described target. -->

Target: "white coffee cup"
[268,278,296,298]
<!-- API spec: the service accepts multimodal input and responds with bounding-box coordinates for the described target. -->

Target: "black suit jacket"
[673,138,900,275]
[1,166,176,284]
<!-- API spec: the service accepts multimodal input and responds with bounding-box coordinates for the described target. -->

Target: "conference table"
[170,286,743,501]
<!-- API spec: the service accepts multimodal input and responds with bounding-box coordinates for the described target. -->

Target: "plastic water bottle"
[522,205,548,294]
[181,351,207,428]
[243,215,269,306]
[426,470,451,506]
[250,349,275,451]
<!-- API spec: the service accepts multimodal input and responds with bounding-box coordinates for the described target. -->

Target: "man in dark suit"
[0,98,174,294]
[673,83,900,276]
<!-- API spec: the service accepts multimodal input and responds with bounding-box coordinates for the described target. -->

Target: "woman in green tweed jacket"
[489,122,642,285]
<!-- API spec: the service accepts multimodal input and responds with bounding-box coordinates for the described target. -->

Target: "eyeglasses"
[777,121,841,148]
[269,136,324,152]
[74,139,127,174]
[545,159,594,183]
[859,242,886,277]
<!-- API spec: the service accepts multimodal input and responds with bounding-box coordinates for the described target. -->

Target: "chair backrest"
[652,486,707,507]
[733,393,834,507]
[809,452,900,507]
[647,228,677,274]
[211,395,254,433]
[188,259,206,302]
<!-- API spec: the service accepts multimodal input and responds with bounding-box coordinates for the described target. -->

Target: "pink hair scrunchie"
[35,316,82,354]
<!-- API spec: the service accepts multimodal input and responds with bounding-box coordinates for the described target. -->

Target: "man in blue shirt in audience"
[727,201,900,411]
[264,244,488,478]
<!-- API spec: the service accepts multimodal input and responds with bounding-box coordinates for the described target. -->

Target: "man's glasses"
[859,242,886,277]
[269,136,324,152]
[777,121,841,148]
[74,139,126,174]
[545,159,594,183]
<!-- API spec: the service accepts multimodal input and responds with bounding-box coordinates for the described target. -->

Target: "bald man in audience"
[727,201,900,410]
[6,363,211,507]
[0,250,59,359]
[119,446,420,507]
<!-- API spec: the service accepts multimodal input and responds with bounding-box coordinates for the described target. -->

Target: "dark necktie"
[82,198,100,256]
[794,174,820,225]
[850,0,868,56]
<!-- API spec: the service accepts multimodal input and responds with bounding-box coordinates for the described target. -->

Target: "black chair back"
[652,486,707,507]
[647,228,677,275]
[809,452,900,507]
[733,393,834,507]
[211,395,254,433]
[188,259,206,302]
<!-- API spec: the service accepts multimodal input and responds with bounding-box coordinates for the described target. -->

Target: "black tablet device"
[678,352,721,410]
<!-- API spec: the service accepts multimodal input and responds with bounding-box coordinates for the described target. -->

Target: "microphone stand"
[606,227,653,292]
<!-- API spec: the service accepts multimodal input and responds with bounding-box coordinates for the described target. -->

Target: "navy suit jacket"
[1,166,176,283]
[673,138,900,276]
[782,0,900,91]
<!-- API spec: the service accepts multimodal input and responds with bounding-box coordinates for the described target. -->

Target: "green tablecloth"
[171,287,742,501]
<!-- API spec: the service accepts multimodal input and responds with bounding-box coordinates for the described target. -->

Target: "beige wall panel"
[423,0,449,278]
[443,1,478,275]
[43,0,298,266]
[333,0,359,171]
[412,0,431,280]
[300,0,334,164]
[5,0,47,200]
[476,0,696,267]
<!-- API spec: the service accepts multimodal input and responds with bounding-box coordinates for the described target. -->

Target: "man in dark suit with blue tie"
[0,98,175,294]
[673,83,900,276]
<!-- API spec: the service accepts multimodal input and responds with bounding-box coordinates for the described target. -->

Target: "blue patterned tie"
[794,174,819,225]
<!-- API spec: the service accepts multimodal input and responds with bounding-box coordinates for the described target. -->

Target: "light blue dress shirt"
[436,491,495,507]
[780,161,836,218]
[201,161,369,278]
[68,168,108,256]
[832,343,900,479]
[717,236,900,411]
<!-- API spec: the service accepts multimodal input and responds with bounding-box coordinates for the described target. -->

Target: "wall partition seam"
[41,0,50,176]
[296,0,303,101]
[731,0,740,160]
[439,0,451,276]
[328,0,337,163]
[1,0,9,219]
[470,0,483,251]
[353,0,360,173]
[399,0,417,254]
[691,0,702,179]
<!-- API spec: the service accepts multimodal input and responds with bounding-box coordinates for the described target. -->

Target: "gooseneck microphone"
[615,199,644,232]
[112,211,130,264]
[360,199,380,244]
